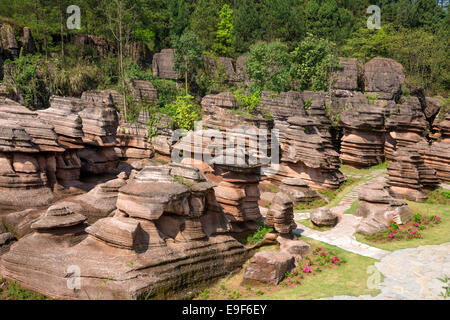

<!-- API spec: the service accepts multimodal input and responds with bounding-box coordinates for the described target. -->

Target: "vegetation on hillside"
[0,1,448,118]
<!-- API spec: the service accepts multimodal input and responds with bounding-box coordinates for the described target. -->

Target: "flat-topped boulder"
[279,177,320,203]
[117,166,190,220]
[31,203,87,231]
[310,208,338,227]
[363,57,405,100]
[243,251,295,285]
[332,57,361,91]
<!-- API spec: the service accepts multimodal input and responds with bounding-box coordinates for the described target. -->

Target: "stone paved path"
[294,169,389,260]
[292,167,450,300]
[323,242,450,300]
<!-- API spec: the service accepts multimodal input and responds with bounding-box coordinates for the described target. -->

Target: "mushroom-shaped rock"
[31,203,87,230]
[310,208,338,227]
[116,166,190,220]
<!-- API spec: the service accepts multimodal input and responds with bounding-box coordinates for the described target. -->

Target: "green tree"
[173,30,204,94]
[290,34,339,91]
[261,0,305,43]
[190,0,222,51]
[305,0,341,41]
[233,0,263,53]
[214,4,235,56]
[245,41,291,93]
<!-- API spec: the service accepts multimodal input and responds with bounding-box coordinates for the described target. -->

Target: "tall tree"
[103,0,136,118]
[233,0,263,53]
[173,30,204,94]
[214,4,235,56]
[261,0,305,43]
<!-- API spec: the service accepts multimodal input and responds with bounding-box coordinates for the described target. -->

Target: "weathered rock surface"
[129,80,158,105]
[385,96,428,160]
[339,93,387,167]
[279,178,320,204]
[310,208,338,227]
[332,57,360,91]
[355,183,412,235]
[0,164,249,300]
[265,192,296,235]
[152,49,177,80]
[243,251,295,285]
[363,57,405,100]
[116,111,172,159]
[387,147,440,202]
[71,174,128,222]
[260,91,345,189]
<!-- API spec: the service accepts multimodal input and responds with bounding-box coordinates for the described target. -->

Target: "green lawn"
[355,201,450,251]
[345,200,359,214]
[296,218,333,231]
[200,237,380,300]
[339,162,389,177]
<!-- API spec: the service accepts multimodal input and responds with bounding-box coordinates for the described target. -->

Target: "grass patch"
[197,237,380,300]
[345,200,359,214]
[323,178,360,208]
[0,277,49,300]
[425,188,450,205]
[355,201,450,251]
[340,161,389,177]
[296,218,333,232]
[294,198,328,212]
[264,185,280,193]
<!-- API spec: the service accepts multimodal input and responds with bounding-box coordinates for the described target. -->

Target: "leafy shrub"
[246,222,273,244]
[233,89,261,115]
[290,34,339,91]
[245,41,291,93]
[4,52,50,109]
[161,95,202,131]
[426,188,450,205]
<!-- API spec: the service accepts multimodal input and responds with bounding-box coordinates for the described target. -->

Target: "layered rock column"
[387,147,440,202]
[338,93,387,167]
[260,91,345,190]
[385,97,428,160]
[0,99,62,208]
[77,91,119,174]
[415,107,450,182]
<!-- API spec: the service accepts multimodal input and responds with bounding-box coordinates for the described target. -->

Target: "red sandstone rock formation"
[355,182,412,235]
[339,92,387,167]
[387,147,440,202]
[0,165,249,300]
[152,49,178,80]
[260,91,345,190]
